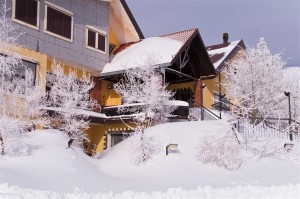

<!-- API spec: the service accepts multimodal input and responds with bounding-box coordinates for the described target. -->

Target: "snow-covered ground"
[1,120,300,198]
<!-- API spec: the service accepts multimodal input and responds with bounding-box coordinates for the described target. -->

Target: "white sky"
[126,0,300,67]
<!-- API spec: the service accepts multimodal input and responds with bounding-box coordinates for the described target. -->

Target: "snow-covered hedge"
[196,135,244,171]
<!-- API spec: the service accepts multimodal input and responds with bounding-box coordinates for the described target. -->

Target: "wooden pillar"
[90,77,102,111]
[194,79,203,107]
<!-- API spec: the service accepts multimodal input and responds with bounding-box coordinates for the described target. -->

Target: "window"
[12,0,39,29]
[173,88,194,102]
[106,129,132,149]
[16,60,37,86]
[44,2,73,41]
[86,26,107,53]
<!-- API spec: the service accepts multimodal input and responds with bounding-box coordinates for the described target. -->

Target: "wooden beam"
[165,68,197,81]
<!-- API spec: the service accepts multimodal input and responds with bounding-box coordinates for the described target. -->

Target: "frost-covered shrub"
[130,127,161,165]
[0,117,29,156]
[196,135,244,171]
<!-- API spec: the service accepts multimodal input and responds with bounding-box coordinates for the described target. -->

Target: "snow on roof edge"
[101,37,183,75]
[208,40,242,69]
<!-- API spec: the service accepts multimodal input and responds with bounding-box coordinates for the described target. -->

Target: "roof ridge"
[160,28,197,37]
[206,39,242,49]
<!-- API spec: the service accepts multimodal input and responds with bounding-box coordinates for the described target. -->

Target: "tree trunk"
[141,127,146,162]
[68,138,74,148]
[0,134,4,155]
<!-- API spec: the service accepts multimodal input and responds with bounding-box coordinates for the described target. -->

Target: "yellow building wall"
[203,78,217,108]
[87,122,134,154]
[46,60,89,78]
[109,27,120,54]
[203,71,226,108]
[101,80,121,106]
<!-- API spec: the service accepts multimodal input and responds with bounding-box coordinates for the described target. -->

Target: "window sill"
[86,45,106,55]
[44,30,73,43]
[12,18,39,31]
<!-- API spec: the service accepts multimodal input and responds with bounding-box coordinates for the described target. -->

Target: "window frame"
[44,1,74,42]
[85,25,107,54]
[21,56,40,86]
[12,0,40,30]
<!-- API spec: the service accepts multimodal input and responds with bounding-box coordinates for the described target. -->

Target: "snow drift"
[1,120,299,198]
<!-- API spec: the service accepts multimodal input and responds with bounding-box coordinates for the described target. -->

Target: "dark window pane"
[46,6,72,39]
[15,0,37,26]
[97,34,106,51]
[87,30,96,48]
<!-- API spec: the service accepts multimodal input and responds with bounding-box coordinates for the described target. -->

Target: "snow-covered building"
[2,0,143,154]
[4,0,143,98]
[3,0,245,155]
[203,33,245,110]
[100,28,216,107]
[93,28,217,152]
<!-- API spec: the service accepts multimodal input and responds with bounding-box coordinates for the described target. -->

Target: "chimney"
[223,33,229,44]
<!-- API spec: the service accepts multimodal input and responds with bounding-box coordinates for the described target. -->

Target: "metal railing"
[187,99,221,120]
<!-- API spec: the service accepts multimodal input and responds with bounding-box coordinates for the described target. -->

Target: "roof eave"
[120,0,144,39]
[217,40,246,71]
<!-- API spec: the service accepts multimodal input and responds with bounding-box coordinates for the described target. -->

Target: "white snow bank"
[1,183,299,199]
[1,120,299,195]
[168,100,189,106]
[97,120,300,192]
[101,37,182,75]
[0,130,115,192]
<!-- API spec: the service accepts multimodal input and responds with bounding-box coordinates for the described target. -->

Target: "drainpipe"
[284,92,292,141]
[219,70,222,119]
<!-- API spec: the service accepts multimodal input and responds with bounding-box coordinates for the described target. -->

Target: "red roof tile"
[112,41,140,56]
[160,28,197,44]
[112,29,198,57]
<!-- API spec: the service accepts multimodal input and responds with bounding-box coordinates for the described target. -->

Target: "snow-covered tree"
[0,3,48,155]
[47,60,98,147]
[222,38,286,122]
[113,61,175,164]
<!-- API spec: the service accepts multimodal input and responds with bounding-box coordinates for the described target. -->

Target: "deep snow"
[0,120,299,198]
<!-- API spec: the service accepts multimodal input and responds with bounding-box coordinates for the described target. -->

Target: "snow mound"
[0,130,114,192]
[1,183,299,199]
[97,120,300,192]
[1,120,299,195]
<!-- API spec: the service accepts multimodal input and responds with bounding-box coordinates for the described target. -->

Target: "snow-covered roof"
[101,37,183,76]
[207,40,243,69]
[43,107,107,118]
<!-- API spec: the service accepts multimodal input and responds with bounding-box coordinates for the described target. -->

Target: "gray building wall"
[4,0,109,73]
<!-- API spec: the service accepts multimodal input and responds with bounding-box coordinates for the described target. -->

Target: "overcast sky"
[126,0,300,67]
